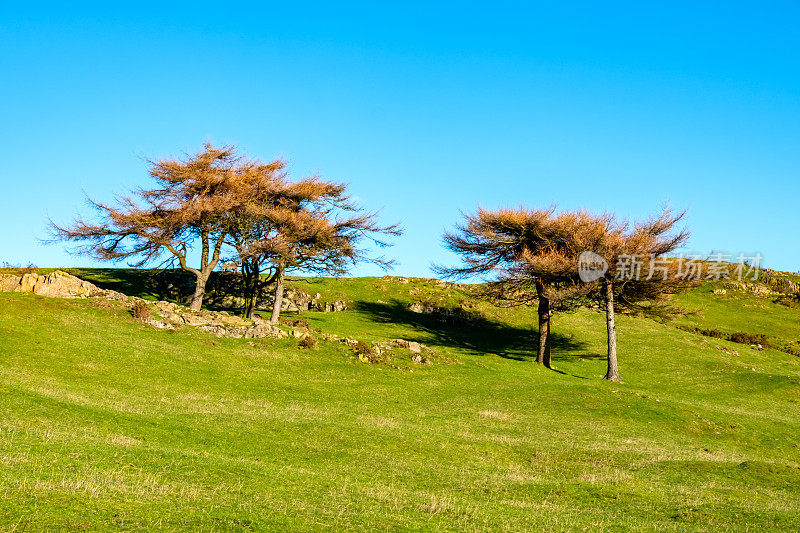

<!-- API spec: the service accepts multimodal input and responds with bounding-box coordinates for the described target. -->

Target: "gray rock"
[411,353,431,365]
[181,314,209,326]
[408,302,429,313]
[140,318,175,330]
[317,300,347,312]
[244,324,288,339]
[340,336,359,346]
[281,298,300,312]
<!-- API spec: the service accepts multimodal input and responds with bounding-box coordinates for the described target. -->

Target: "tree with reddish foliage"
[229,175,402,322]
[436,207,607,367]
[437,206,689,380]
[50,144,271,310]
[587,208,690,382]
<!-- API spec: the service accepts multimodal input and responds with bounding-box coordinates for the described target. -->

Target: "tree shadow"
[70,268,273,312]
[550,345,607,362]
[66,268,166,299]
[353,299,588,362]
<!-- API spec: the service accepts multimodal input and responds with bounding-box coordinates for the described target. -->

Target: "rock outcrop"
[0,270,126,300]
[0,270,287,339]
[280,289,347,313]
[338,337,432,365]
[143,300,288,339]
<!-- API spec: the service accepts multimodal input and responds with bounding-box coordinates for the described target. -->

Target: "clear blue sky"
[1,1,798,276]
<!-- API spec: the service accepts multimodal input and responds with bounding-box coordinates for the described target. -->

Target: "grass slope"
[1,270,799,531]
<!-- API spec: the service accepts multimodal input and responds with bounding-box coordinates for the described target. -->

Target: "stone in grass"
[389,338,426,353]
[411,353,431,365]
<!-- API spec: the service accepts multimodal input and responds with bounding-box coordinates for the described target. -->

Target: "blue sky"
[1,1,798,276]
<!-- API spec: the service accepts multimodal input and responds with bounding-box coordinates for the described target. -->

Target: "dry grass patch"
[478,410,511,421]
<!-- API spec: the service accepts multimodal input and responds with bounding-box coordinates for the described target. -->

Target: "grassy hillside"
[1,269,800,531]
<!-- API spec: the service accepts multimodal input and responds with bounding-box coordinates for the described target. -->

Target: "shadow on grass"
[68,268,258,311]
[66,268,166,299]
[354,299,589,363]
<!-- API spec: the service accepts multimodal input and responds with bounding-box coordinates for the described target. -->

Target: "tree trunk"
[189,272,208,311]
[269,261,285,325]
[240,259,260,319]
[543,318,552,368]
[536,281,551,367]
[187,228,218,311]
[604,278,621,382]
[244,263,260,320]
[199,229,210,271]
[241,263,252,318]
[245,284,257,319]
[165,229,223,312]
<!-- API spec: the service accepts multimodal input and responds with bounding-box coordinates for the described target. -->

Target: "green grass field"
[1,270,799,531]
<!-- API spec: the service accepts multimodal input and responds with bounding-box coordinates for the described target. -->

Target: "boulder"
[196,321,288,339]
[340,336,359,347]
[408,302,429,314]
[199,325,237,338]
[281,298,300,312]
[181,314,210,327]
[0,269,295,340]
[244,323,288,339]
[32,271,99,298]
[154,300,181,314]
[150,300,184,324]
[320,300,347,312]
[751,285,774,297]
[219,314,249,327]
[411,353,431,365]
[0,270,127,300]
[102,289,128,301]
[389,339,410,348]
[140,317,175,330]
[161,311,184,324]
[289,328,311,340]
[389,338,426,354]
[0,273,21,292]
[19,273,39,293]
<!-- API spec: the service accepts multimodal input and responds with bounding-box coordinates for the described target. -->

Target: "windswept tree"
[229,175,402,322]
[221,158,289,318]
[509,210,619,367]
[590,208,690,382]
[435,207,553,365]
[436,207,608,367]
[50,144,251,310]
[438,205,689,379]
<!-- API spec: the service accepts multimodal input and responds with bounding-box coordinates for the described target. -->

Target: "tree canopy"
[436,205,690,376]
[51,143,401,314]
